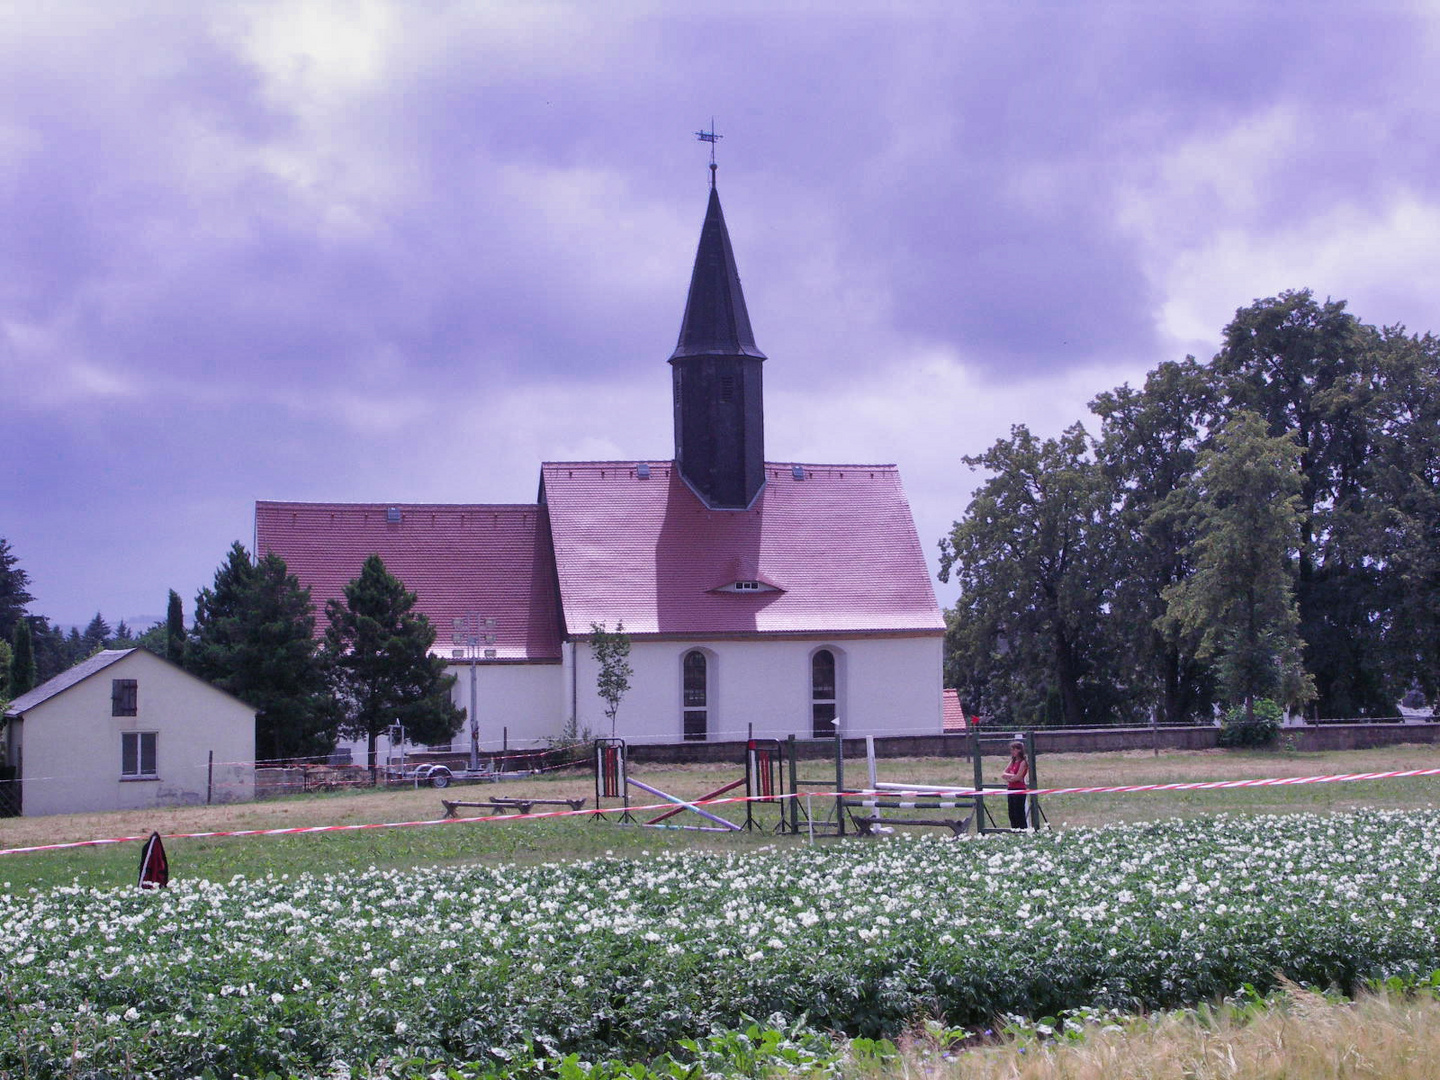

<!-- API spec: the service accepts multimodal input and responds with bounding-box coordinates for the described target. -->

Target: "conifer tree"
[192,543,336,762]
[324,554,462,773]
[165,590,185,666]
[10,620,36,698]
[0,538,34,642]
[81,613,111,654]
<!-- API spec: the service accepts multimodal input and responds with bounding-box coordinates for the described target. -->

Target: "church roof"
[254,501,563,661]
[541,461,944,638]
[668,184,767,361]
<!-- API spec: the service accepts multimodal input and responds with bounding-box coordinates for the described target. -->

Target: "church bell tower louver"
[669,163,766,510]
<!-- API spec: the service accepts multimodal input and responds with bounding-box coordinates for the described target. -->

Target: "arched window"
[811,649,837,738]
[683,650,708,741]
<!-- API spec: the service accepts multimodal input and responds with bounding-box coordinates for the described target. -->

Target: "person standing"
[1001,739,1029,830]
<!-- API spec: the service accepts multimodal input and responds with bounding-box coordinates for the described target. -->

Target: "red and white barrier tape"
[4,767,1440,857]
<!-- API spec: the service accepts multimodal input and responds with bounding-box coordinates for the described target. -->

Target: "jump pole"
[627,776,743,832]
[645,776,745,826]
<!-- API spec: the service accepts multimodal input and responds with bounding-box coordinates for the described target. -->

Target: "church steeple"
[670,173,766,510]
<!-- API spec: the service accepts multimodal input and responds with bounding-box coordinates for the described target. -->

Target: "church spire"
[669,182,767,362]
[669,161,767,510]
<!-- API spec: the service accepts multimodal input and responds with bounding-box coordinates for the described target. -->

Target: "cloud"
[4,1,1440,624]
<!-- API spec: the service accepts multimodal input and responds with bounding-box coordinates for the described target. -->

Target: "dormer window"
[715,579,779,594]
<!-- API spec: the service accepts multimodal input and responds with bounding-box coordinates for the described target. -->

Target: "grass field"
[4,744,1440,1078]
[2,743,1439,892]
[896,984,1440,1080]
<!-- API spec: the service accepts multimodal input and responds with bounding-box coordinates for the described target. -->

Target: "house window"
[121,732,158,779]
[682,650,708,741]
[811,649,837,738]
[112,679,138,717]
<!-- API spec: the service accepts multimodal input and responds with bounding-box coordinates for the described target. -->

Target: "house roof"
[669,182,766,362]
[254,501,563,661]
[4,649,136,717]
[541,460,945,638]
[942,688,967,732]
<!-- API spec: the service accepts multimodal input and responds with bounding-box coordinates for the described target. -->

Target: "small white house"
[2,648,256,817]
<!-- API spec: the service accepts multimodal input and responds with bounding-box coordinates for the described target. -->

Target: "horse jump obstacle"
[594,737,783,832]
[441,796,588,818]
[839,731,1045,836]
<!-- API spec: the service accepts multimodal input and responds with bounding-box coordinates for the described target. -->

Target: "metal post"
[833,721,845,837]
[1025,730,1039,830]
[787,734,799,835]
[206,750,213,805]
[469,657,479,773]
[971,727,986,830]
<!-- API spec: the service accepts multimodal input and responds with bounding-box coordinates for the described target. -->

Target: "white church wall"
[446,661,567,751]
[331,661,567,763]
[571,635,943,744]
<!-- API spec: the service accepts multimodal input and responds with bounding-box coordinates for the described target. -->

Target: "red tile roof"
[541,461,944,637]
[254,502,562,661]
[942,688,967,732]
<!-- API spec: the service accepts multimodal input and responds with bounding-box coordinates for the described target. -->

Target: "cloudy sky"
[4,1,1439,628]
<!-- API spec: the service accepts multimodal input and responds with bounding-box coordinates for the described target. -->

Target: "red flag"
[138,831,168,889]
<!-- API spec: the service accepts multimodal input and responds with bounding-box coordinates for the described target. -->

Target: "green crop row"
[3,810,1439,1078]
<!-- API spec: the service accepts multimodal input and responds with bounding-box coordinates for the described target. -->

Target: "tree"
[0,538,34,642]
[10,619,36,698]
[1210,290,1386,715]
[588,621,633,736]
[1365,327,1440,702]
[939,423,1120,727]
[27,618,69,683]
[324,554,462,772]
[165,590,185,666]
[0,639,11,703]
[191,543,337,763]
[1090,358,1218,724]
[1162,410,1316,720]
[82,613,112,654]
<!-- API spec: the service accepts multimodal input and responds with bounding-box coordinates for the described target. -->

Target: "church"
[256,168,945,751]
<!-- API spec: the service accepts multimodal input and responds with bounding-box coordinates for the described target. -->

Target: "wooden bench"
[441,796,588,818]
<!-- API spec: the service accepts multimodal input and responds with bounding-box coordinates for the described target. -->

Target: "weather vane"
[695,119,722,184]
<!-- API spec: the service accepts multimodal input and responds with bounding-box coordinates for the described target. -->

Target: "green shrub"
[1219,698,1283,747]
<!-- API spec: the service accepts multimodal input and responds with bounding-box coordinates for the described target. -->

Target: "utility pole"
[452,614,496,772]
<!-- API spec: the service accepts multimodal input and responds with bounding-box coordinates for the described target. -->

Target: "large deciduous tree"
[1162,410,1316,720]
[1210,290,1386,715]
[939,423,1118,727]
[1091,358,1218,724]
[1366,327,1440,703]
[191,542,336,762]
[324,554,462,772]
